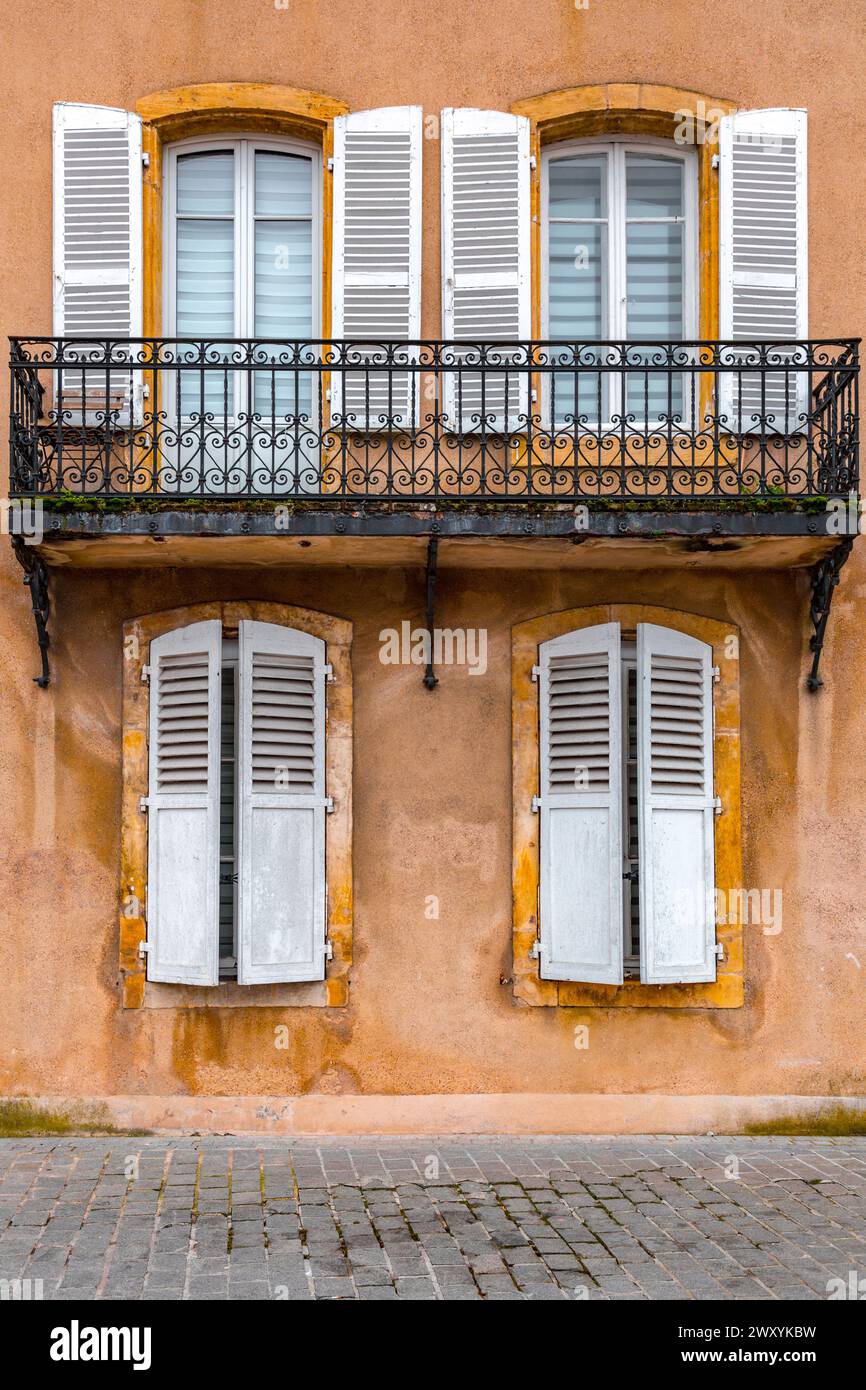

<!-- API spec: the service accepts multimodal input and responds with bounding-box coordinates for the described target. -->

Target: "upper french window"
[541,138,698,422]
[163,136,321,419]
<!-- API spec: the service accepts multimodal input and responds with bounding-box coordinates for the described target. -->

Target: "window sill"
[137,978,348,1009]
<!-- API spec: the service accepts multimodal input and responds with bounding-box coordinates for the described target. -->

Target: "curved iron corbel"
[12,536,50,688]
[807,538,853,692]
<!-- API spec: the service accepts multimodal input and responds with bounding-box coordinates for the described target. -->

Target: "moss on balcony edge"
[32,494,832,517]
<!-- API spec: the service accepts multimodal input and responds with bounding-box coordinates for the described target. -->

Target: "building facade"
[1,0,863,1134]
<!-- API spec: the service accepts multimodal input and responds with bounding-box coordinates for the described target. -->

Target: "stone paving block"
[2,1137,865,1301]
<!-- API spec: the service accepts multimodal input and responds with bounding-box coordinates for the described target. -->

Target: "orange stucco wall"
[0,0,864,1130]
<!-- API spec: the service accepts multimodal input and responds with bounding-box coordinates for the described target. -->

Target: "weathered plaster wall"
[1,560,864,1113]
[1,0,864,1125]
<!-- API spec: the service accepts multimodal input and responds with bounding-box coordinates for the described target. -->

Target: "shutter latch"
[531,795,541,814]
[139,796,149,813]
[713,796,723,816]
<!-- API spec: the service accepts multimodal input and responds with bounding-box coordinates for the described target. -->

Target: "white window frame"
[540,136,699,427]
[163,133,322,421]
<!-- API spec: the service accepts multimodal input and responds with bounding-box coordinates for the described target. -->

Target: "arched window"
[535,619,717,986]
[541,138,698,423]
[144,618,330,985]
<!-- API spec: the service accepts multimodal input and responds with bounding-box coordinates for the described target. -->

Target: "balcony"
[6,336,859,690]
[9,336,858,514]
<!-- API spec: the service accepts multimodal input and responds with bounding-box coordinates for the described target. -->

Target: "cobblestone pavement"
[0,1136,864,1300]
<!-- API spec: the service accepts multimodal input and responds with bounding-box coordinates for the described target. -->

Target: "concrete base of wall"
[9,1093,866,1136]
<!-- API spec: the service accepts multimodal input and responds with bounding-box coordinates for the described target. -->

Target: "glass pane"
[254,220,313,417]
[548,155,607,219]
[176,150,234,216]
[255,151,313,217]
[176,218,234,416]
[626,222,684,339]
[548,220,607,422]
[626,220,685,419]
[625,154,683,219]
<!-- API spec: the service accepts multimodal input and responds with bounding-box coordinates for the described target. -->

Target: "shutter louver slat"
[145,620,222,985]
[441,110,531,431]
[250,650,316,792]
[719,109,807,433]
[637,624,716,985]
[237,622,328,984]
[331,108,422,430]
[53,104,143,422]
[537,623,623,984]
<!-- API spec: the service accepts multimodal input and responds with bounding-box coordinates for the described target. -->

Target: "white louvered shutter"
[237,622,328,984]
[146,621,222,985]
[537,623,623,984]
[441,109,531,431]
[331,106,422,429]
[719,108,808,434]
[52,103,143,421]
[637,624,716,984]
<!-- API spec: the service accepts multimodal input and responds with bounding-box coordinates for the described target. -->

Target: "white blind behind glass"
[176,151,235,416]
[253,152,313,417]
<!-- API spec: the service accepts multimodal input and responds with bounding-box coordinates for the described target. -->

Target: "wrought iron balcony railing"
[8,337,859,505]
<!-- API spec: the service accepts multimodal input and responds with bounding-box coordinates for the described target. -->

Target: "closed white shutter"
[537,623,623,984]
[441,108,531,431]
[331,106,422,429]
[236,621,328,984]
[145,621,222,985]
[637,623,716,984]
[52,103,143,421]
[719,108,808,433]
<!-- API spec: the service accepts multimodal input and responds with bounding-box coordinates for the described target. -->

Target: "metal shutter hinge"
[531,795,541,814]
[714,942,725,961]
[139,796,149,813]
[712,153,720,169]
[141,152,151,168]
[711,665,720,683]
[323,663,334,682]
[530,939,543,959]
[327,156,334,171]
[325,797,335,814]
[141,665,151,684]
[531,664,540,682]
[138,940,151,958]
[529,154,537,170]
[713,796,723,816]
[325,939,334,961]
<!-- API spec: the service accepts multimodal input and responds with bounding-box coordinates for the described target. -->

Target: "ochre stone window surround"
[136,84,350,340]
[119,601,352,1010]
[511,83,737,343]
[512,604,744,1009]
